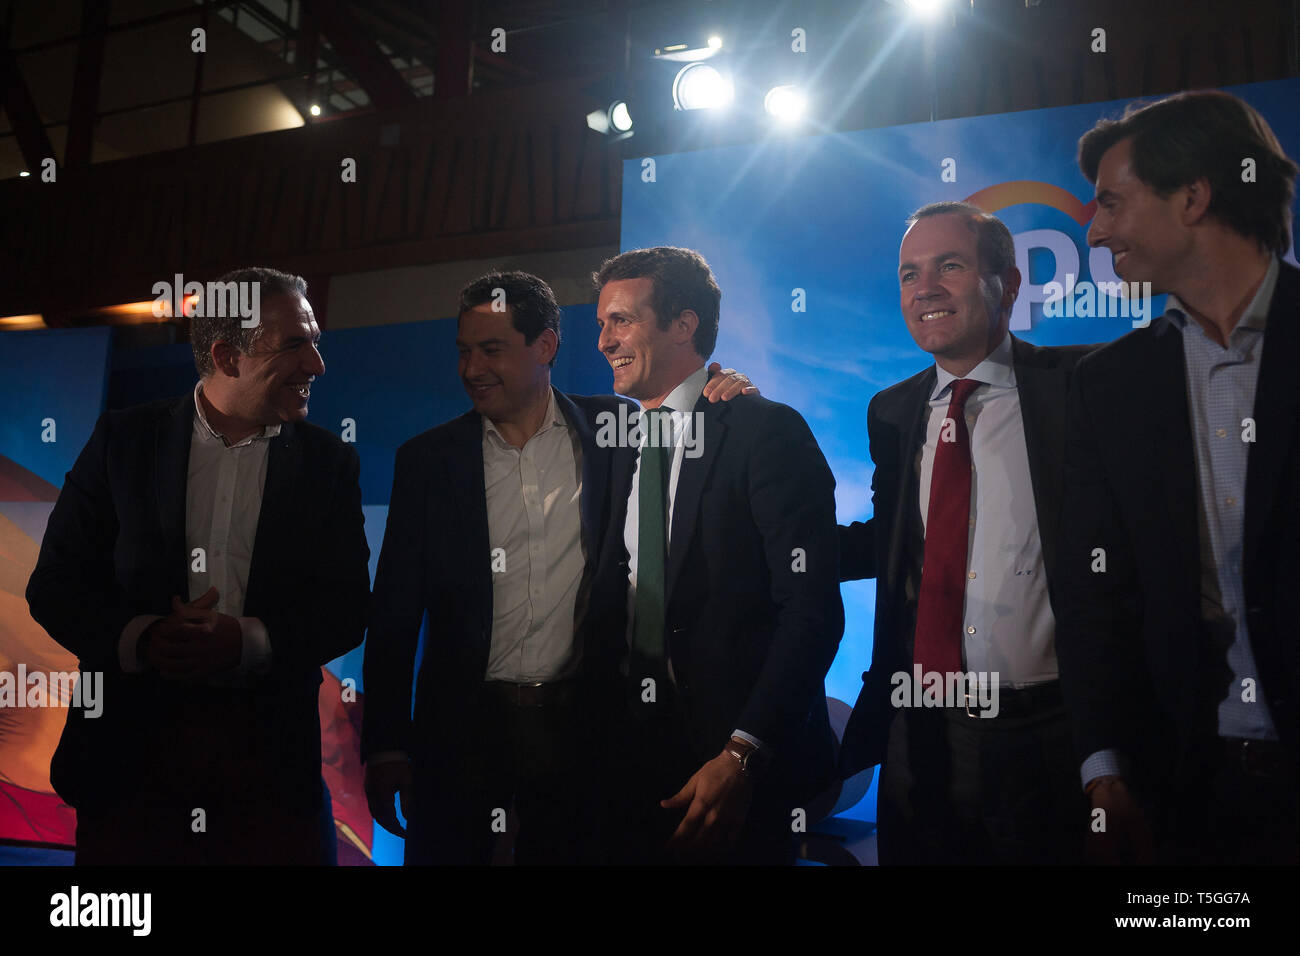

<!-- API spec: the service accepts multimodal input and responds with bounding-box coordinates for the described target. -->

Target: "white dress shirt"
[482,387,586,682]
[369,388,590,767]
[118,382,273,676]
[917,332,1058,687]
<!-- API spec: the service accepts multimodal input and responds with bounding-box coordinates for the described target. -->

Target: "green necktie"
[630,407,670,701]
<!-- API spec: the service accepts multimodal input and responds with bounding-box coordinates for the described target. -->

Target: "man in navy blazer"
[27,267,370,864]
[1058,90,1300,863]
[361,271,753,864]
[837,204,1093,864]
[586,247,843,865]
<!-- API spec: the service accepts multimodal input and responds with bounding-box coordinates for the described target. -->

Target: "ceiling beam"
[300,0,418,109]
[0,33,57,171]
[64,0,109,169]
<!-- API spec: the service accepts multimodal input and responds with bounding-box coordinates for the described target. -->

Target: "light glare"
[764,85,806,121]
[673,63,733,111]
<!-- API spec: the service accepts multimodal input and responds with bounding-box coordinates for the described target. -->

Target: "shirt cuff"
[119,615,162,674]
[237,617,272,675]
[1081,749,1127,790]
[367,750,410,766]
[731,729,768,752]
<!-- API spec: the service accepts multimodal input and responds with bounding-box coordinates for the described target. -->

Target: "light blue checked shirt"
[1081,257,1280,788]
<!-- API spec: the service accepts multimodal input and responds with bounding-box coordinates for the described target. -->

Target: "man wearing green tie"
[587,247,844,864]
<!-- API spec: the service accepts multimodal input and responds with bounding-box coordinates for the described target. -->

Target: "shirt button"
[966,626,976,635]
[968,517,975,527]
[1216,428,1227,438]
[1225,496,1236,506]
[968,571,976,579]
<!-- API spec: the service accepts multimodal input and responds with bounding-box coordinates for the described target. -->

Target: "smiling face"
[596,276,697,405]
[456,303,553,424]
[898,213,1012,373]
[1087,136,1193,294]
[226,292,324,426]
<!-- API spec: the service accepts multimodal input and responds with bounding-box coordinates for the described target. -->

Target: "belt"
[483,678,578,708]
[948,679,1063,719]
[1221,737,1292,779]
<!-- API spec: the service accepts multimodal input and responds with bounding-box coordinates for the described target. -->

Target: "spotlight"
[672,63,733,111]
[764,85,806,121]
[19,171,30,177]
[586,101,634,135]
[309,104,322,116]
[610,101,633,132]
[707,35,723,50]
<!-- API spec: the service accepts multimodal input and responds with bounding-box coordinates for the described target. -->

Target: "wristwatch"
[725,736,769,779]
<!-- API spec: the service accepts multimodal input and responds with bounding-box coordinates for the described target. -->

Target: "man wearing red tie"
[838,202,1094,864]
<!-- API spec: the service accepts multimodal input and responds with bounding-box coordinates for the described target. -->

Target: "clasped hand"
[142,585,242,680]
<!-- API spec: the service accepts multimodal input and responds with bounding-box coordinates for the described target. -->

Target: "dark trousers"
[1160,740,1300,864]
[74,786,334,865]
[877,701,1085,865]
[404,683,588,865]
[73,688,334,865]
[602,693,795,866]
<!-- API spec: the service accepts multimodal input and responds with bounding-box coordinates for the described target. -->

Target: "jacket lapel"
[246,420,299,608]
[1011,334,1069,575]
[1143,317,1203,639]
[446,411,494,636]
[885,368,934,596]
[155,394,194,601]
[665,394,725,604]
[1244,262,1300,575]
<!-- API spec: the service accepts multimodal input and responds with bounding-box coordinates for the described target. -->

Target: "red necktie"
[913,378,980,676]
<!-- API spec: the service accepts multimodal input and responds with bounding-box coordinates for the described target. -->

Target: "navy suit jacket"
[1055,261,1300,806]
[586,389,845,810]
[26,393,370,811]
[360,390,623,768]
[837,334,1094,777]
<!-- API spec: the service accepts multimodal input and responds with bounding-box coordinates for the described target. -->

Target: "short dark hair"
[1078,90,1298,255]
[905,201,1017,278]
[191,266,307,377]
[458,271,561,366]
[593,247,721,359]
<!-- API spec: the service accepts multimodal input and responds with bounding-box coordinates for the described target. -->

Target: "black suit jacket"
[26,393,370,812]
[586,389,845,810]
[837,334,1094,777]
[1055,261,1300,808]
[360,389,622,768]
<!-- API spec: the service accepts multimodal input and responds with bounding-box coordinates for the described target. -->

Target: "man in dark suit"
[26,267,370,864]
[361,271,753,864]
[587,247,843,865]
[1058,90,1300,864]
[838,202,1093,864]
